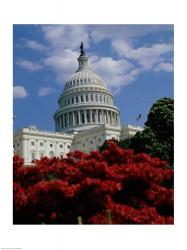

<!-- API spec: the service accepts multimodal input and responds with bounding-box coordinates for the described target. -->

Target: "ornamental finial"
[80,42,85,56]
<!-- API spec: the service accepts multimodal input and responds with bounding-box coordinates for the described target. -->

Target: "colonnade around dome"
[55,108,120,131]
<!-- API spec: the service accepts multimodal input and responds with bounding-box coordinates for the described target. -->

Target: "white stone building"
[13,43,143,165]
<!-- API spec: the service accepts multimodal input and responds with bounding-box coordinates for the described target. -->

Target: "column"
[35,139,38,159]
[84,110,87,124]
[62,114,65,128]
[109,111,112,125]
[72,112,75,126]
[115,113,118,125]
[44,140,47,157]
[58,116,61,129]
[90,109,92,123]
[101,110,104,123]
[106,110,109,124]
[22,138,28,162]
[96,109,98,123]
[78,111,81,125]
[67,113,69,127]
[112,112,115,125]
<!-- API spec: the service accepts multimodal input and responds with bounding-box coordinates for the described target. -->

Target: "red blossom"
[13,142,174,224]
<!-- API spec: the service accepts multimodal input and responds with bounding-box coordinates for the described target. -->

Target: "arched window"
[49,151,54,158]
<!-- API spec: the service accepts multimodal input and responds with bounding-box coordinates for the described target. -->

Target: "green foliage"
[145,97,174,141]
[120,97,174,167]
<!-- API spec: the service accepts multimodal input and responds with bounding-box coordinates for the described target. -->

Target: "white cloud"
[90,25,173,43]
[154,62,173,72]
[13,86,28,98]
[44,49,79,83]
[16,59,42,71]
[42,25,90,50]
[26,40,47,51]
[38,86,55,96]
[112,40,173,69]
[16,25,172,94]
[91,56,135,88]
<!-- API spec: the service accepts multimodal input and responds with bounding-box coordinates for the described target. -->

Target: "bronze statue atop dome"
[80,42,85,56]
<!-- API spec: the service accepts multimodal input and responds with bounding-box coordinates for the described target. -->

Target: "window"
[49,151,54,158]
[90,140,93,144]
[17,143,19,147]
[95,95,98,102]
[82,143,85,147]
[60,144,63,148]
[81,95,84,102]
[72,97,74,104]
[40,142,43,146]
[68,98,70,105]
[86,95,89,101]
[91,95,93,102]
[50,144,53,147]
[67,145,70,149]
[31,152,35,161]
[76,96,79,103]
[31,141,35,146]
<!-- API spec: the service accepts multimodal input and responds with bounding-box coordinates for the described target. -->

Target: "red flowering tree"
[13,141,174,224]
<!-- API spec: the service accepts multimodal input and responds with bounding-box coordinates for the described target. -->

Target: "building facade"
[14,43,143,165]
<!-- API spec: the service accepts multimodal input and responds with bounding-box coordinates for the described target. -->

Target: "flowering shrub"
[13,141,174,224]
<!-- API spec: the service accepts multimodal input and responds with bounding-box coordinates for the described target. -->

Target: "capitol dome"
[54,42,120,132]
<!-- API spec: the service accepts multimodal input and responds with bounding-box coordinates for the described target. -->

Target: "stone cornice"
[14,128,74,140]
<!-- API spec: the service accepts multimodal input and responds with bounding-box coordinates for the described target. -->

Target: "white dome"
[54,42,120,133]
[64,69,107,90]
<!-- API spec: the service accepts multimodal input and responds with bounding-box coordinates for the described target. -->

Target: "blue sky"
[13,25,174,131]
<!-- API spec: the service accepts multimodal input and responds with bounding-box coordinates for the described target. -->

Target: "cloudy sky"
[13,24,174,131]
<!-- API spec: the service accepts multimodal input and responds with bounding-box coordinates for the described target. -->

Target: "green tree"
[120,97,174,167]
